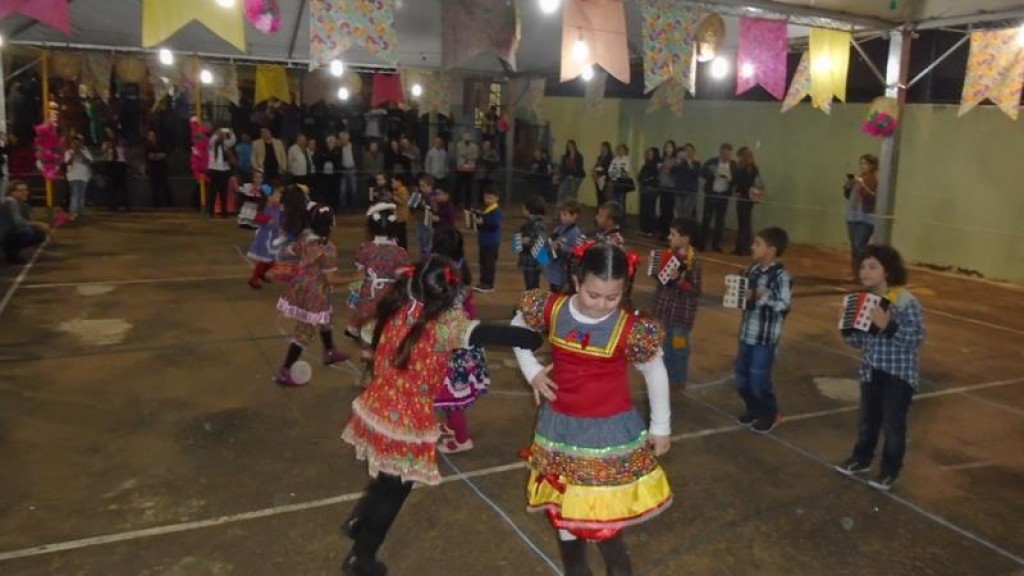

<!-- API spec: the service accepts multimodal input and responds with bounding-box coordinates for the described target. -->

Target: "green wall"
[542,96,1024,282]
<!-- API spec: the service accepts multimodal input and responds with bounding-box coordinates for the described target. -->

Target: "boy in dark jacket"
[473,186,503,293]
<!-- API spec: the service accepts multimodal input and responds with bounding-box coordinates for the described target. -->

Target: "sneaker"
[473,285,494,293]
[751,417,778,434]
[868,473,896,491]
[437,437,474,454]
[735,412,756,426]
[324,348,349,366]
[341,553,388,576]
[833,458,871,476]
[247,277,262,290]
[273,368,304,387]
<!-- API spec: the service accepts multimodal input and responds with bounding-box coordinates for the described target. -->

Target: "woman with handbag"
[607,144,633,230]
[732,146,764,256]
[637,147,661,237]
[591,141,612,205]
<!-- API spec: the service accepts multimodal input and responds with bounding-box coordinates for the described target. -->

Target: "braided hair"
[371,255,462,369]
[570,242,637,312]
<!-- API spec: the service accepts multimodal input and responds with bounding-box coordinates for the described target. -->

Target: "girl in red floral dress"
[339,255,542,576]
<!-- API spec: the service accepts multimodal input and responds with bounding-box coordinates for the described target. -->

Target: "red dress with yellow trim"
[342,303,474,485]
[518,289,671,540]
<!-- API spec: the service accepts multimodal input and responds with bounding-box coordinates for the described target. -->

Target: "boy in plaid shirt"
[834,245,925,491]
[735,227,792,433]
[651,218,702,389]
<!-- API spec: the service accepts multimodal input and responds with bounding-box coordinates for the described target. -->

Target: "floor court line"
[22,275,249,289]
[0,239,48,320]
[2,376,1020,564]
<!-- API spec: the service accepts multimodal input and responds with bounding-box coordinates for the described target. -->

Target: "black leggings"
[349,473,414,560]
[558,533,633,576]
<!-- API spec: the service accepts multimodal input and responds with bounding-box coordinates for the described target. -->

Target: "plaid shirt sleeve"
[887,296,925,350]
[757,267,791,314]
[679,255,702,295]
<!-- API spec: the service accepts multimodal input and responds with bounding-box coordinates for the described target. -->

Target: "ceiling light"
[740,62,755,79]
[572,38,589,63]
[411,83,424,97]
[539,0,560,14]
[338,87,350,101]
[215,0,235,7]
[158,48,174,66]
[329,59,344,77]
[581,65,594,82]
[710,57,729,80]
[200,69,214,85]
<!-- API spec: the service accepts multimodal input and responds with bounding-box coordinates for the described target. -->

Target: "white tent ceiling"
[2,0,1023,74]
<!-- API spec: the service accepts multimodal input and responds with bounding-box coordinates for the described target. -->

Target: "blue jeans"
[339,169,359,212]
[735,342,778,420]
[662,327,691,387]
[416,221,433,257]
[69,180,89,215]
[847,220,874,276]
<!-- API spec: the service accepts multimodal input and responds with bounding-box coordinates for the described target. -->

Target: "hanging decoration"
[190,116,211,183]
[371,73,405,108]
[82,53,114,97]
[254,65,292,104]
[561,0,630,84]
[862,97,899,137]
[647,77,686,117]
[302,70,333,104]
[641,0,700,94]
[51,52,83,81]
[584,68,609,111]
[0,0,71,35]
[737,17,788,100]
[34,119,64,181]
[213,64,241,105]
[309,0,398,69]
[442,0,521,71]
[808,28,852,109]
[959,27,1024,120]
[401,68,452,116]
[781,52,832,114]
[695,14,725,63]
[245,0,282,34]
[508,77,547,122]
[115,56,148,84]
[142,0,246,52]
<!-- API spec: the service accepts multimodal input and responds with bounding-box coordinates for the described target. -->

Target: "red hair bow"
[444,265,461,285]
[572,239,598,261]
[626,251,641,278]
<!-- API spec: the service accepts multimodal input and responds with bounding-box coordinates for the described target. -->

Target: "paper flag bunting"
[584,68,609,111]
[641,0,701,94]
[442,0,521,71]
[737,17,788,100]
[808,28,851,108]
[401,68,452,116]
[142,0,246,52]
[648,78,686,117]
[509,77,547,122]
[309,0,398,69]
[781,52,832,115]
[0,0,71,35]
[561,0,630,84]
[254,65,291,104]
[959,28,1024,120]
[372,74,405,108]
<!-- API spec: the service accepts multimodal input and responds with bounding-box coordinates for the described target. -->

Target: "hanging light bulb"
[200,69,214,85]
[329,59,344,77]
[338,87,350,101]
[740,62,755,79]
[581,65,595,82]
[710,57,729,80]
[215,0,235,7]
[572,38,590,63]
[411,83,424,97]
[1018,24,1024,46]
[158,48,174,66]
[538,0,560,14]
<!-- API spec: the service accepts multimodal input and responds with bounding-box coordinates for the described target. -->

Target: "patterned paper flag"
[809,28,851,108]
[509,77,547,122]
[959,28,1024,120]
[561,0,630,84]
[309,0,398,69]
[584,68,609,111]
[401,68,452,116]
[442,0,521,70]
[737,17,788,100]
[647,78,686,117]
[781,52,832,115]
[641,0,701,94]
[0,0,71,35]
[142,0,246,52]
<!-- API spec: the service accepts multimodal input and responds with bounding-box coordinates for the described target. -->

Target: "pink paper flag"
[442,0,520,70]
[737,17,788,100]
[561,0,630,84]
[0,0,71,35]
[372,74,405,108]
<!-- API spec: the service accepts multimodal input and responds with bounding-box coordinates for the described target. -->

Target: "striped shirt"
[842,289,925,388]
[739,262,792,346]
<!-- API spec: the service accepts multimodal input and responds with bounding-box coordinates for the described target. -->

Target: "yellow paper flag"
[808,28,851,109]
[142,0,246,52]
[255,65,291,105]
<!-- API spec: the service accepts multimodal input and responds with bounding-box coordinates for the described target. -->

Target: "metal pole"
[195,81,207,215]
[874,28,912,246]
[42,50,53,208]
[907,33,969,89]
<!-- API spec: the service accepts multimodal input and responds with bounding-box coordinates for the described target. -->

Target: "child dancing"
[340,255,543,576]
[245,181,280,290]
[513,242,672,576]
[274,202,351,387]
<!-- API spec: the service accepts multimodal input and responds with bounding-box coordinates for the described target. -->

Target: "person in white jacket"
[424,137,449,190]
[64,135,93,218]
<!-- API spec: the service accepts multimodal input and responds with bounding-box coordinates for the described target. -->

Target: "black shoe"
[343,329,362,343]
[833,458,871,476]
[868,473,896,491]
[341,516,361,540]
[735,412,756,426]
[751,418,778,434]
[341,553,388,576]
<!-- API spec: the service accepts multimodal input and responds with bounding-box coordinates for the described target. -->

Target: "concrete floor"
[0,210,1022,576]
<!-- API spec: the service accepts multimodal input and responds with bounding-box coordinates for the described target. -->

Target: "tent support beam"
[913,7,1024,30]
[689,0,894,30]
[287,1,306,62]
[874,27,912,247]
[907,33,969,89]
[850,38,887,88]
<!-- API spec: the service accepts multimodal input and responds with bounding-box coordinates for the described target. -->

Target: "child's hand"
[744,288,754,302]
[648,434,670,456]
[871,306,891,330]
[530,364,558,405]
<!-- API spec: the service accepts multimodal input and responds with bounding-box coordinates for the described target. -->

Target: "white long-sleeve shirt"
[207,132,236,171]
[425,147,448,180]
[511,298,671,437]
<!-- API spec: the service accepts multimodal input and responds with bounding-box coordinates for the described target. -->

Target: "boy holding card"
[650,218,702,389]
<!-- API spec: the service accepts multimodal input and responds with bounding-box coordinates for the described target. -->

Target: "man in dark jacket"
[1,180,50,264]
[699,143,737,252]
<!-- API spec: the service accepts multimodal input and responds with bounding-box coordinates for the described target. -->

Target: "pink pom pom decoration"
[245,0,281,34]
[861,111,898,138]
[33,123,65,181]
[190,116,212,182]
